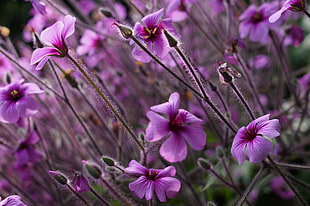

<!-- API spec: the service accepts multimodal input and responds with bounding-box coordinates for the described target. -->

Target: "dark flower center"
[244,127,258,141]
[178,0,186,11]
[250,12,264,24]
[169,114,184,132]
[146,170,158,181]
[9,89,23,101]
[142,26,162,42]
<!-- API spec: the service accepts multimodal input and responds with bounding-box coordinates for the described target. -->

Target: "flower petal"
[160,133,187,162]
[154,177,181,202]
[15,96,39,118]
[151,92,180,118]
[246,136,273,163]
[131,44,152,63]
[145,111,170,142]
[179,125,206,151]
[1,102,19,123]
[231,127,248,165]
[61,15,76,39]
[40,20,64,46]
[125,160,147,176]
[157,166,176,178]
[128,176,149,199]
[23,83,44,94]
[258,119,280,138]
[142,9,164,28]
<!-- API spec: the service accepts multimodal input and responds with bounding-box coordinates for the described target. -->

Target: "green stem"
[66,184,91,206]
[275,162,310,171]
[90,187,112,206]
[67,55,145,152]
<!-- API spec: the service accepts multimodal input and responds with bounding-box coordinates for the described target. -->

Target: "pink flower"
[125,160,181,202]
[73,173,90,193]
[30,15,76,70]
[271,176,295,199]
[269,0,306,23]
[0,195,27,206]
[145,92,206,162]
[166,0,196,22]
[132,9,178,63]
[0,79,43,123]
[231,114,280,164]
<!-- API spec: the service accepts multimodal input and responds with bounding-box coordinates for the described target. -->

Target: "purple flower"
[125,160,181,202]
[239,3,278,43]
[132,9,178,63]
[271,176,295,199]
[231,114,280,164]
[30,15,76,70]
[269,0,306,23]
[0,79,43,123]
[73,173,90,193]
[299,72,310,93]
[145,92,206,162]
[14,131,42,168]
[0,195,27,206]
[248,55,270,70]
[166,0,196,22]
[283,25,304,47]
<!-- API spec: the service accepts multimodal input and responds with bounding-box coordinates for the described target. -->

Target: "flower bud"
[163,29,178,47]
[82,160,102,179]
[101,156,115,166]
[48,171,68,185]
[73,173,90,193]
[99,7,113,18]
[197,158,212,171]
[114,23,133,39]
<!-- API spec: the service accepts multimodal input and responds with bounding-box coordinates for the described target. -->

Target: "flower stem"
[303,10,310,19]
[90,187,112,206]
[267,155,308,206]
[66,184,91,206]
[235,164,265,206]
[275,162,310,171]
[67,55,145,153]
[130,36,238,133]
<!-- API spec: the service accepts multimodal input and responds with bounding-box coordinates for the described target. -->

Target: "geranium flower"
[125,160,181,202]
[0,195,27,206]
[73,173,90,193]
[269,0,306,23]
[166,0,196,22]
[132,9,178,63]
[271,176,295,199]
[145,92,206,162]
[231,114,280,164]
[0,79,43,123]
[30,15,76,70]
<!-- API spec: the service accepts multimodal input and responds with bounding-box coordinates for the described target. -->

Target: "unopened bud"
[82,160,102,179]
[197,158,212,171]
[99,7,113,18]
[114,23,133,39]
[163,30,178,47]
[63,70,78,88]
[5,73,11,84]
[48,171,68,185]
[289,0,305,12]
[101,156,115,166]
[33,32,44,48]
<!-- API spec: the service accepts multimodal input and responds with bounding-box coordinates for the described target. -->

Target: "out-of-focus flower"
[76,29,103,56]
[239,2,278,43]
[48,171,68,185]
[14,131,42,168]
[231,114,280,164]
[145,92,206,162]
[166,0,196,22]
[248,55,270,69]
[299,72,310,92]
[30,15,76,70]
[271,176,295,199]
[73,173,90,193]
[269,0,306,23]
[284,25,304,47]
[29,0,47,15]
[0,195,27,206]
[132,9,178,63]
[125,160,181,202]
[0,80,43,123]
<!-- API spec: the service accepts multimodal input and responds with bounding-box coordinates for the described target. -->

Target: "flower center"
[250,12,264,24]
[244,127,258,141]
[169,114,184,132]
[142,26,162,42]
[10,89,22,101]
[146,170,158,181]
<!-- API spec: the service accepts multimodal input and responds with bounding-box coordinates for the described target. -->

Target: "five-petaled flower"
[30,15,76,70]
[0,79,43,123]
[125,160,181,202]
[231,114,280,164]
[269,0,306,23]
[132,9,178,63]
[145,92,206,162]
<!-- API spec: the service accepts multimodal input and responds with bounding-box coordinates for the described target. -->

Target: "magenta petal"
[180,125,206,150]
[151,92,180,118]
[157,166,176,178]
[125,160,147,175]
[27,131,40,144]
[1,102,19,123]
[23,83,44,94]
[258,119,280,138]
[231,127,247,165]
[132,45,152,63]
[153,35,169,58]
[248,114,270,130]
[239,21,251,39]
[145,181,154,200]
[154,177,181,202]
[16,96,39,118]
[160,133,187,162]
[30,47,59,65]
[142,9,164,28]
[35,56,51,70]
[178,109,203,124]
[246,136,273,163]
[15,149,29,167]
[128,176,148,199]
[250,23,268,42]
[40,21,64,46]
[145,111,170,142]
[164,177,181,198]
[62,15,76,39]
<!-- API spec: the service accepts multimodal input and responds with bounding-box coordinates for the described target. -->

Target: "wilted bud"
[101,156,115,166]
[217,62,241,85]
[73,173,90,193]
[0,26,10,37]
[113,23,133,39]
[82,160,102,179]
[48,171,68,185]
[163,29,178,47]
[197,158,212,171]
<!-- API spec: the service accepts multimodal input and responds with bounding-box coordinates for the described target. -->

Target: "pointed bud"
[197,158,212,171]
[82,160,102,179]
[99,7,113,18]
[48,171,68,185]
[5,73,11,84]
[163,29,178,47]
[114,23,133,39]
[101,156,115,166]
[63,70,78,88]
